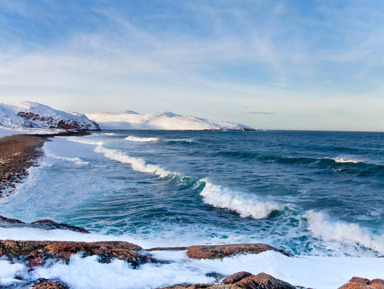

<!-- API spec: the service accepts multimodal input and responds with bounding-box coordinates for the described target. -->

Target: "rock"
[233,273,295,289]
[370,279,384,289]
[349,278,370,285]
[186,243,292,259]
[159,285,241,289]
[0,215,90,233]
[338,277,384,289]
[159,272,297,289]
[32,278,69,289]
[0,215,26,225]
[223,272,252,284]
[31,219,90,233]
[0,240,154,268]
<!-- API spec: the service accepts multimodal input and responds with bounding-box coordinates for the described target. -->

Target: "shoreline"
[0,131,91,197]
[0,134,48,197]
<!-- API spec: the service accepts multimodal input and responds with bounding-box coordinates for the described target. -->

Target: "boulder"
[0,240,153,269]
[159,272,297,289]
[186,243,292,259]
[0,215,90,233]
[338,277,384,289]
[32,278,69,289]
[233,273,295,289]
[31,219,90,233]
[223,272,252,284]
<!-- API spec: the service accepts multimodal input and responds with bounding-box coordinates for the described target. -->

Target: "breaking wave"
[94,146,175,178]
[305,211,384,254]
[125,136,159,142]
[46,153,89,165]
[199,181,285,219]
[67,138,104,146]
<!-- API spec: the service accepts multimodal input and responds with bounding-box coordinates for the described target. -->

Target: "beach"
[0,134,47,197]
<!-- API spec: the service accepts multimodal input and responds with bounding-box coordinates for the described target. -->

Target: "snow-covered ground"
[86,110,253,130]
[0,101,99,133]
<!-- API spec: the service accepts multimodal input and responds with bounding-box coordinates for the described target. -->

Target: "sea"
[1,130,384,289]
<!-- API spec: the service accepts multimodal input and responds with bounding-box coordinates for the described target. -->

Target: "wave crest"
[200,181,284,219]
[125,136,159,142]
[305,211,384,254]
[94,146,175,178]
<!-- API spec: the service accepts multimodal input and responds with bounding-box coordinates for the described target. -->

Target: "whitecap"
[199,180,284,219]
[46,153,89,165]
[125,136,159,142]
[94,146,175,178]
[305,210,384,254]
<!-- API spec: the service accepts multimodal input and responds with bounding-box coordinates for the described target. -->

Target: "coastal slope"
[0,101,100,133]
[85,110,254,130]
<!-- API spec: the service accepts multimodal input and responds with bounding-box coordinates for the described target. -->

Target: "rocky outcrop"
[0,240,154,269]
[17,111,100,131]
[338,277,384,289]
[0,215,90,233]
[30,219,90,233]
[159,272,296,289]
[32,278,70,289]
[185,243,292,259]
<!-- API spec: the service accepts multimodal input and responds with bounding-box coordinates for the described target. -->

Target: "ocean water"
[1,130,384,288]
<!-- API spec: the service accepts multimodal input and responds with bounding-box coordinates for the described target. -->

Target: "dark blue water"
[1,130,384,257]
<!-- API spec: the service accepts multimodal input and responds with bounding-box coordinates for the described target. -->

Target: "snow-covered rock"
[85,110,254,131]
[0,101,100,133]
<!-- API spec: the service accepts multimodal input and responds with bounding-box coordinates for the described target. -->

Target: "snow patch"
[86,110,253,131]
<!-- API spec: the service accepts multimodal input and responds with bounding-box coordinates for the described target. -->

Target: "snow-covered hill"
[86,110,254,131]
[0,101,100,133]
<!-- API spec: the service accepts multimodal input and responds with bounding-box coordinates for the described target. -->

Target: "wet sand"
[0,134,47,197]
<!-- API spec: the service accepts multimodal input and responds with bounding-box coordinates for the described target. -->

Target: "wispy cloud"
[1,1,384,130]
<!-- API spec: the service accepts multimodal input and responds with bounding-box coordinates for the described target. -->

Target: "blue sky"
[1,0,384,130]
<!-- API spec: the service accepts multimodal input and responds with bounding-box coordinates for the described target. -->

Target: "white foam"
[125,136,159,142]
[94,146,176,178]
[305,211,384,254]
[101,132,117,136]
[66,137,104,146]
[0,260,25,286]
[329,156,361,164]
[200,181,284,219]
[46,153,89,165]
[2,250,384,289]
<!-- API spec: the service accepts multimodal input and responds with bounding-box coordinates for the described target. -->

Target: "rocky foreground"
[1,216,382,289]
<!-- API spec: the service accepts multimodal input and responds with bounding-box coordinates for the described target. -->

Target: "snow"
[86,110,253,131]
[0,101,99,133]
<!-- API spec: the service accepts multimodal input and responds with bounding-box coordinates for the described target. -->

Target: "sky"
[0,0,384,131]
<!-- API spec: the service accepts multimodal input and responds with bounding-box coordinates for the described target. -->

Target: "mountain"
[0,101,100,132]
[85,110,254,131]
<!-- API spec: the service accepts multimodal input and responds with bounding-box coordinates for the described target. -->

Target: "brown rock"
[338,278,384,289]
[223,272,252,284]
[159,285,241,289]
[0,240,153,267]
[370,279,384,289]
[32,278,69,289]
[31,219,90,233]
[350,278,370,285]
[233,273,295,289]
[186,243,292,259]
[338,283,375,289]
